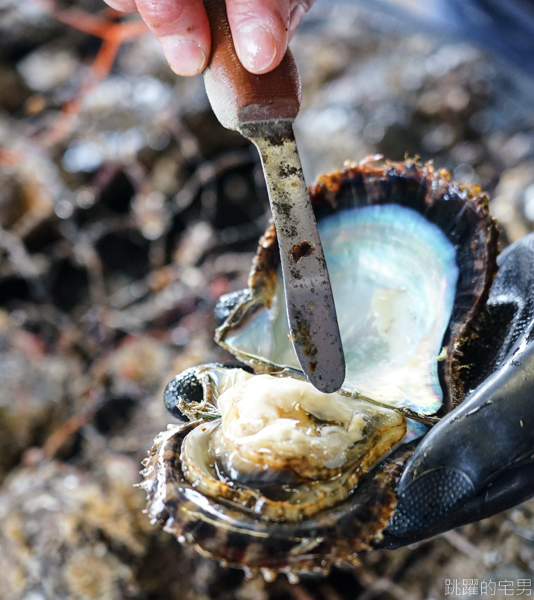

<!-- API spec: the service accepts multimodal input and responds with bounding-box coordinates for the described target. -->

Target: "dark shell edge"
[142,158,499,577]
[140,420,414,576]
[215,158,499,414]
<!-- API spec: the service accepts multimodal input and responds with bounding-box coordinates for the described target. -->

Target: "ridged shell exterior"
[140,421,414,577]
[143,158,499,577]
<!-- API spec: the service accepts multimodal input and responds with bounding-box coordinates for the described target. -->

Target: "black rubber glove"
[377,232,534,549]
[214,235,534,548]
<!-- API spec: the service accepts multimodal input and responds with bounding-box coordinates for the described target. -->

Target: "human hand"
[212,235,534,549]
[376,233,534,549]
[102,0,315,76]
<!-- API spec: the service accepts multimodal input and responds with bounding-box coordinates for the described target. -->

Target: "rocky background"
[1,1,534,598]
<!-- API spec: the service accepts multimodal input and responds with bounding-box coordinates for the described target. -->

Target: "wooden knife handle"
[202,0,301,132]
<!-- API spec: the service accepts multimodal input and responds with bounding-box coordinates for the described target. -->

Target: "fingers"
[380,233,534,541]
[102,0,137,12]
[288,0,315,40]
[102,0,315,77]
[377,461,534,549]
[226,0,290,74]
[390,320,534,539]
[135,0,210,76]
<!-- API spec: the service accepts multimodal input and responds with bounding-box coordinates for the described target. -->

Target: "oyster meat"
[181,370,406,521]
[141,159,498,578]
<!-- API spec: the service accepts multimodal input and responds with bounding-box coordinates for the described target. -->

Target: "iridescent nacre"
[142,159,499,578]
[222,203,459,414]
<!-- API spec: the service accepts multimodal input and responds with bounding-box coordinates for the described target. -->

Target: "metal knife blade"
[202,0,345,392]
[240,122,345,393]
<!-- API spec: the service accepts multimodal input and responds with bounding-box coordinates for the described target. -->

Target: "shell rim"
[215,157,499,417]
[141,420,414,575]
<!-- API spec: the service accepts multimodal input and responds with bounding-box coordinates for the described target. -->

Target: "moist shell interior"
[178,369,408,522]
[216,160,499,416]
[141,420,415,576]
[143,160,499,576]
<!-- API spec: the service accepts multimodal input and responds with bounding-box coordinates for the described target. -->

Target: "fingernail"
[159,36,207,76]
[289,3,306,39]
[235,22,277,73]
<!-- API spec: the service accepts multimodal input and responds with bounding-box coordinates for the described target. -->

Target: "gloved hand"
[101,0,315,76]
[376,232,534,549]
[213,235,534,548]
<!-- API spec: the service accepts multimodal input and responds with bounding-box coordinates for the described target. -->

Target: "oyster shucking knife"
[201,0,345,393]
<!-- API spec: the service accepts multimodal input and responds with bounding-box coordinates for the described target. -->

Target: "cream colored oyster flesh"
[181,369,406,521]
[218,372,380,470]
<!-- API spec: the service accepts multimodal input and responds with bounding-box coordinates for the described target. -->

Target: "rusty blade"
[241,120,345,393]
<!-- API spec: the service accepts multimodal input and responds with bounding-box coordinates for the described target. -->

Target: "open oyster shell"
[142,420,414,580]
[217,159,498,416]
[141,159,498,578]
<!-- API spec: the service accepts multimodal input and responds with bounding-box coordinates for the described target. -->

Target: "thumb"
[226,0,290,74]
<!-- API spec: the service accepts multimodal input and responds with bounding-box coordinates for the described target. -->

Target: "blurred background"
[1,0,534,598]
